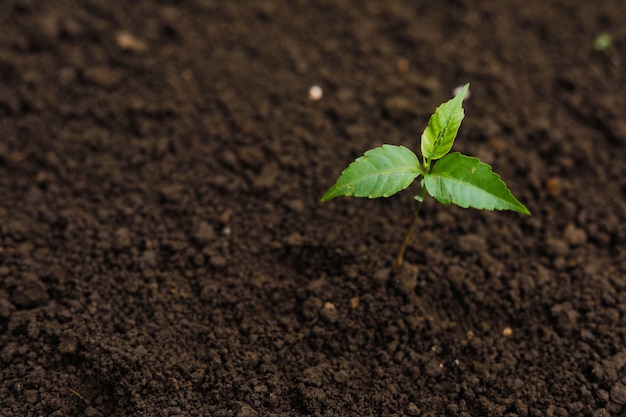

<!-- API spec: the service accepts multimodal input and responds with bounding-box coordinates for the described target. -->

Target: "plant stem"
[394,185,427,270]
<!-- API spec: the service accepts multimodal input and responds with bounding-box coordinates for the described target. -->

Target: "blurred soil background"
[1,1,626,416]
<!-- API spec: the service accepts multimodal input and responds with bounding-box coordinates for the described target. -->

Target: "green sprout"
[321,84,530,269]
[594,32,621,68]
[594,33,613,52]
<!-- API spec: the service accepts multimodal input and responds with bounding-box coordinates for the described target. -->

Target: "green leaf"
[423,152,530,214]
[321,145,422,201]
[421,84,468,161]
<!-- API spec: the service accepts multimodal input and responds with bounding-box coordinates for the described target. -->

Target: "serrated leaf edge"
[321,145,421,201]
[424,153,530,215]
[420,84,469,161]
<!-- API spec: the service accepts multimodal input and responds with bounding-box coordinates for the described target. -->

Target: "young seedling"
[321,84,530,269]
[594,32,621,68]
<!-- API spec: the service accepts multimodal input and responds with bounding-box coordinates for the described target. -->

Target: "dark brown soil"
[2,1,626,416]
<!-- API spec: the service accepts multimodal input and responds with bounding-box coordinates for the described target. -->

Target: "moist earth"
[1,1,626,416]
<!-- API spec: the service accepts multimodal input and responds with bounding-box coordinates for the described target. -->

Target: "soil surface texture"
[2,1,626,416]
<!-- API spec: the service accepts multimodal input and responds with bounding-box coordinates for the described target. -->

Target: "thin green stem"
[394,184,427,270]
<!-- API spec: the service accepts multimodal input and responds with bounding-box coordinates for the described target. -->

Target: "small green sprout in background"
[321,84,530,269]
[594,33,613,52]
[594,32,621,68]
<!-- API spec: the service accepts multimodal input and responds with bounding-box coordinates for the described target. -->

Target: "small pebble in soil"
[545,177,562,197]
[320,301,338,323]
[308,85,323,101]
[115,31,148,53]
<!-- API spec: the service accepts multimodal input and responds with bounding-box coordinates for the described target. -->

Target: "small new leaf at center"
[421,84,468,161]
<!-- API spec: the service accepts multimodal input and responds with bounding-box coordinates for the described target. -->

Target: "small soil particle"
[610,383,626,405]
[320,301,339,323]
